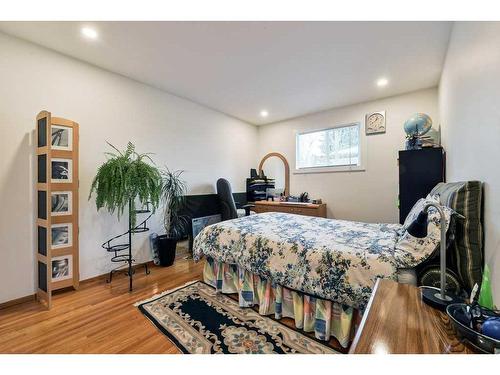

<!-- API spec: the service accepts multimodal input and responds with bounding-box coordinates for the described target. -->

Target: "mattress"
[193,212,405,309]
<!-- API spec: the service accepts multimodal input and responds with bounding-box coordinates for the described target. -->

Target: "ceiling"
[0,21,452,125]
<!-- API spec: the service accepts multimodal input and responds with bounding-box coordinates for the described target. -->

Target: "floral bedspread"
[193,212,403,309]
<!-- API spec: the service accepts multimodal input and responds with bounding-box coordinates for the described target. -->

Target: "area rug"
[135,280,339,354]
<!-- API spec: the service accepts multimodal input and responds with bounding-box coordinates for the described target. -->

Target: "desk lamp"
[406,202,462,310]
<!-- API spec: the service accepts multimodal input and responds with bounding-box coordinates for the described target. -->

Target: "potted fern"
[157,168,188,266]
[89,142,162,225]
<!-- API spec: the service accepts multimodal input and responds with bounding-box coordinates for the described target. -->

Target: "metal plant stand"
[102,200,152,291]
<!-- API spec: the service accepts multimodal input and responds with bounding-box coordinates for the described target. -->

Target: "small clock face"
[366,111,386,134]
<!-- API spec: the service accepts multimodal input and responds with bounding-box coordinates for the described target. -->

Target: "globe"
[404,113,433,137]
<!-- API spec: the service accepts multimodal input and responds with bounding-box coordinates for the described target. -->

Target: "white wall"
[257,88,439,223]
[0,33,258,304]
[439,22,500,304]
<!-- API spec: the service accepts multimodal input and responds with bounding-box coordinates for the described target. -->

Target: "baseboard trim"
[0,294,36,310]
[81,260,157,285]
[0,260,157,310]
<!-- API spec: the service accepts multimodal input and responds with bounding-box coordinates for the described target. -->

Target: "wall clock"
[365,111,386,135]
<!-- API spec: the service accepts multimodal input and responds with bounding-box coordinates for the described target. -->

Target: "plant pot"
[157,235,177,267]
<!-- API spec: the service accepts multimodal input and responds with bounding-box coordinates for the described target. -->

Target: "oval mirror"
[258,152,290,197]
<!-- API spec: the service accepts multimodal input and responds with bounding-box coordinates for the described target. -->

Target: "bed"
[194,212,410,308]
[192,182,483,348]
[193,212,415,347]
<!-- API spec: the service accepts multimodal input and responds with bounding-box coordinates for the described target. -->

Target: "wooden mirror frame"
[258,152,290,196]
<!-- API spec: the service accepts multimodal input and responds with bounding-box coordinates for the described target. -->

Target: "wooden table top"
[254,200,325,208]
[349,279,474,354]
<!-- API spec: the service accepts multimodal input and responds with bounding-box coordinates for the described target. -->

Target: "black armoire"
[398,147,446,224]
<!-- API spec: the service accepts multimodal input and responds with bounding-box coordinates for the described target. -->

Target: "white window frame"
[294,122,366,174]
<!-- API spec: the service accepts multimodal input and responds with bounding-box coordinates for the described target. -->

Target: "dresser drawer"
[253,205,272,213]
[280,206,316,216]
[253,203,326,218]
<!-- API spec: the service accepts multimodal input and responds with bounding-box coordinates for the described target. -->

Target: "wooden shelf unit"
[36,111,79,308]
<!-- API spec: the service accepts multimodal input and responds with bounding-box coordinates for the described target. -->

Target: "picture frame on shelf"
[51,158,72,183]
[51,125,73,151]
[51,255,73,282]
[51,191,72,216]
[51,223,73,249]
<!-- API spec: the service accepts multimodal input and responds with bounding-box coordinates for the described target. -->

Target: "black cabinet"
[398,148,445,224]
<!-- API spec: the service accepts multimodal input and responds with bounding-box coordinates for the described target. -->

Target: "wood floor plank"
[0,257,204,354]
[0,255,347,353]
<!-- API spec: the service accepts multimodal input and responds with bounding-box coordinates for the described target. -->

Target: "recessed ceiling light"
[260,110,269,118]
[376,77,389,87]
[81,27,98,40]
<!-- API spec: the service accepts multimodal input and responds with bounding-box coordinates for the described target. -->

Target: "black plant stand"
[102,200,152,291]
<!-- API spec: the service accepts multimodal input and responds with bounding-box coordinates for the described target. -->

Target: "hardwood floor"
[0,257,204,353]
[0,251,347,354]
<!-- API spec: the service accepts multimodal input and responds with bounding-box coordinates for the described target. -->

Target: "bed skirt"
[203,257,358,348]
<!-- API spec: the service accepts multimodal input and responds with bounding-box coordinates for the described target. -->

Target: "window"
[295,123,362,172]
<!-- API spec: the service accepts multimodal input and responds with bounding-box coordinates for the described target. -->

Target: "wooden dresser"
[349,279,474,354]
[252,201,327,218]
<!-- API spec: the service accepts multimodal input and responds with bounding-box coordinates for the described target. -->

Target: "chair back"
[216,178,238,221]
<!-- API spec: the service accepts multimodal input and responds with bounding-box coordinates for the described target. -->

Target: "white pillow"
[394,196,454,268]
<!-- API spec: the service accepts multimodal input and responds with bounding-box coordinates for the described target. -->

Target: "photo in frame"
[51,255,73,282]
[51,191,72,216]
[51,223,73,249]
[51,125,72,151]
[51,158,72,183]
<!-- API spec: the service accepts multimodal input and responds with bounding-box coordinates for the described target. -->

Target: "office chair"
[216,178,254,221]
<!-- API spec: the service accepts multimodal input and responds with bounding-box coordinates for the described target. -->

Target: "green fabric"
[429,181,483,291]
[478,264,494,309]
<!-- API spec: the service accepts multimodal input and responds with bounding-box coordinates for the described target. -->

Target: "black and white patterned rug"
[135,280,339,354]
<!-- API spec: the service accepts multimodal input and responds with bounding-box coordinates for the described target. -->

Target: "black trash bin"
[157,235,177,267]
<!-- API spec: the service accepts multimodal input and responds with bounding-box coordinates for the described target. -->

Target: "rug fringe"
[133,279,200,306]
